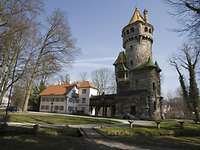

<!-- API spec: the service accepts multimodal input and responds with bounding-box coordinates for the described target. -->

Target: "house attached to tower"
[90,8,162,120]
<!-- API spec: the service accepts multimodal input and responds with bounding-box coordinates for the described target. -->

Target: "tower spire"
[129,8,144,24]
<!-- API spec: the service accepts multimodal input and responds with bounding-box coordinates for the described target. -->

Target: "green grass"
[110,134,200,150]
[99,120,200,137]
[4,112,118,125]
[99,127,172,137]
[97,120,200,149]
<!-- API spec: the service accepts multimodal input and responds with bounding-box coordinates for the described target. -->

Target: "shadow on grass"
[108,134,200,150]
[0,126,124,150]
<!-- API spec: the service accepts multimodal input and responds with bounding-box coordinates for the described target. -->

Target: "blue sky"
[44,0,186,96]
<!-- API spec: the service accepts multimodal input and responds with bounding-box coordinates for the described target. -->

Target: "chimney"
[143,9,148,23]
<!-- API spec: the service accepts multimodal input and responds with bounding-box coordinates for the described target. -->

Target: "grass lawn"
[98,120,200,150]
[0,111,118,125]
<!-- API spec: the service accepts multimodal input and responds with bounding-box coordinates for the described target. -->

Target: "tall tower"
[114,8,162,119]
[122,8,153,69]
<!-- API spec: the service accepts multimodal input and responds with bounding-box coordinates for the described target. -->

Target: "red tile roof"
[40,81,96,96]
[40,84,74,96]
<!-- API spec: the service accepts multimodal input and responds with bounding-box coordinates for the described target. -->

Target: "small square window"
[54,105,59,111]
[82,89,87,94]
[82,98,86,103]
[81,107,85,112]
[45,105,49,110]
[59,106,64,110]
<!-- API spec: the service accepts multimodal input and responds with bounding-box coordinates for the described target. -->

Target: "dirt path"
[81,128,149,150]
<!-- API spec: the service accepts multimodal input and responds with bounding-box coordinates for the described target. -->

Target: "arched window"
[144,27,148,32]
[149,28,152,33]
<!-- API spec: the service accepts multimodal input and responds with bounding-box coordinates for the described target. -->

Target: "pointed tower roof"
[114,51,127,65]
[113,51,128,71]
[129,8,144,24]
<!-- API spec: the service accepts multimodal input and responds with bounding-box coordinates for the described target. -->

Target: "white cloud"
[74,57,115,63]
[73,62,113,69]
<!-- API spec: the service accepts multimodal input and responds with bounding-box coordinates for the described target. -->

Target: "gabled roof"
[129,8,145,24]
[40,84,75,96]
[114,51,127,65]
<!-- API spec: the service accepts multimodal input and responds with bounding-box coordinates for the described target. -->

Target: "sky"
[44,0,186,97]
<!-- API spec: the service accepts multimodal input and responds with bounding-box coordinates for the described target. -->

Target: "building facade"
[39,81,98,115]
[90,8,162,120]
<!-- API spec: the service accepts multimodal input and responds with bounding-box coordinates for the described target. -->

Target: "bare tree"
[22,9,77,111]
[0,0,42,104]
[165,0,200,38]
[170,43,200,121]
[58,73,71,84]
[91,68,116,95]
[79,72,88,81]
[106,72,117,94]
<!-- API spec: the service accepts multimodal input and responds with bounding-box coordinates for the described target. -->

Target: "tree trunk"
[22,80,34,112]
[189,66,199,121]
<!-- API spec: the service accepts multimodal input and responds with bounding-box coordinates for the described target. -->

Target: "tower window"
[144,27,148,32]
[126,30,129,34]
[131,27,134,33]
[149,28,152,33]
[153,82,156,91]
[130,60,133,66]
[154,101,157,110]
[135,80,139,87]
